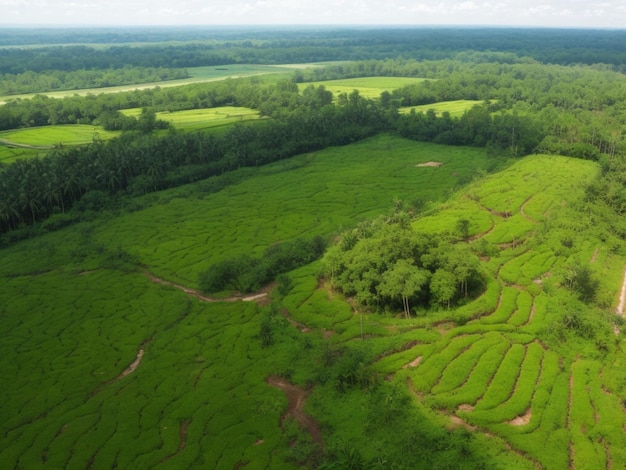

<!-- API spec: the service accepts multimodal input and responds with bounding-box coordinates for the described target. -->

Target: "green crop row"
[431,331,506,395]
[409,334,481,392]
[480,285,519,325]
[507,290,534,326]
[467,341,543,424]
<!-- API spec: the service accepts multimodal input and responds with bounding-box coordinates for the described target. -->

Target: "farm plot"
[121,106,262,132]
[400,100,485,117]
[299,77,426,99]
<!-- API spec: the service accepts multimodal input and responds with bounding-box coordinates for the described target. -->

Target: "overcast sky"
[2,0,625,28]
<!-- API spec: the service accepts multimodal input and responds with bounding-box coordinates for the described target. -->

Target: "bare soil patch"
[416,161,443,167]
[508,409,532,426]
[119,349,144,379]
[403,356,423,369]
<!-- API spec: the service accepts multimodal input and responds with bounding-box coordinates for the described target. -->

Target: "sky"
[2,0,625,28]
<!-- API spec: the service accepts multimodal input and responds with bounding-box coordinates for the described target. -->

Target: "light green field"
[0,125,121,163]
[0,124,119,147]
[121,106,262,131]
[0,145,40,164]
[400,100,485,117]
[299,77,427,99]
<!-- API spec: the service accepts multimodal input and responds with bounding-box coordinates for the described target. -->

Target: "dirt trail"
[519,195,537,224]
[266,376,323,447]
[160,420,191,463]
[145,272,268,304]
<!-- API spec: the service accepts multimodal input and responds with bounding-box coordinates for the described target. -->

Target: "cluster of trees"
[198,236,326,293]
[323,215,484,315]
[0,67,188,96]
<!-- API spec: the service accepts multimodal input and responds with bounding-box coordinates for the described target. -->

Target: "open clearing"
[121,106,262,132]
[400,100,485,117]
[299,76,427,99]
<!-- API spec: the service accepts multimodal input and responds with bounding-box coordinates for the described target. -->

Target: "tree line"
[0,67,189,96]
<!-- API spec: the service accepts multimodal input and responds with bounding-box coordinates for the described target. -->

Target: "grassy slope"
[0,135,495,469]
[2,135,624,468]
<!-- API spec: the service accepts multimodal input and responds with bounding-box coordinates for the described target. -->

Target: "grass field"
[0,125,121,163]
[2,134,626,468]
[299,77,426,99]
[400,100,485,117]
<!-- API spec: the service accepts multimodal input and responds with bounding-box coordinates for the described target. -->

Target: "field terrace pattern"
[286,153,626,468]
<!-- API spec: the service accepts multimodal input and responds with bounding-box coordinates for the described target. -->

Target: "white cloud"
[2,0,626,27]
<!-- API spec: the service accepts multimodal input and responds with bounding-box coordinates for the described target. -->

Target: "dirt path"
[145,271,268,304]
[520,195,537,224]
[266,376,323,447]
[160,420,191,463]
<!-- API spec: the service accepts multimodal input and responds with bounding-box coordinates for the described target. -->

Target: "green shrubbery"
[198,236,326,293]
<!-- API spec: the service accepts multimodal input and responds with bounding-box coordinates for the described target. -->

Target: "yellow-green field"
[0,125,121,163]
[400,100,485,117]
[299,77,427,99]
[121,106,262,131]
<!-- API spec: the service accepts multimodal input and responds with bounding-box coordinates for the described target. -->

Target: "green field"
[2,134,626,468]
[400,100,485,117]
[299,77,426,99]
[121,106,262,131]
[0,125,122,163]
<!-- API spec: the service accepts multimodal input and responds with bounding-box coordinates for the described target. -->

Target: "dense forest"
[2,27,626,94]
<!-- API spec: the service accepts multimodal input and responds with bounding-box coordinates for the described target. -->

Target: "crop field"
[0,124,119,147]
[299,77,426,99]
[0,145,40,163]
[400,100,485,117]
[121,106,262,132]
[3,135,626,468]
